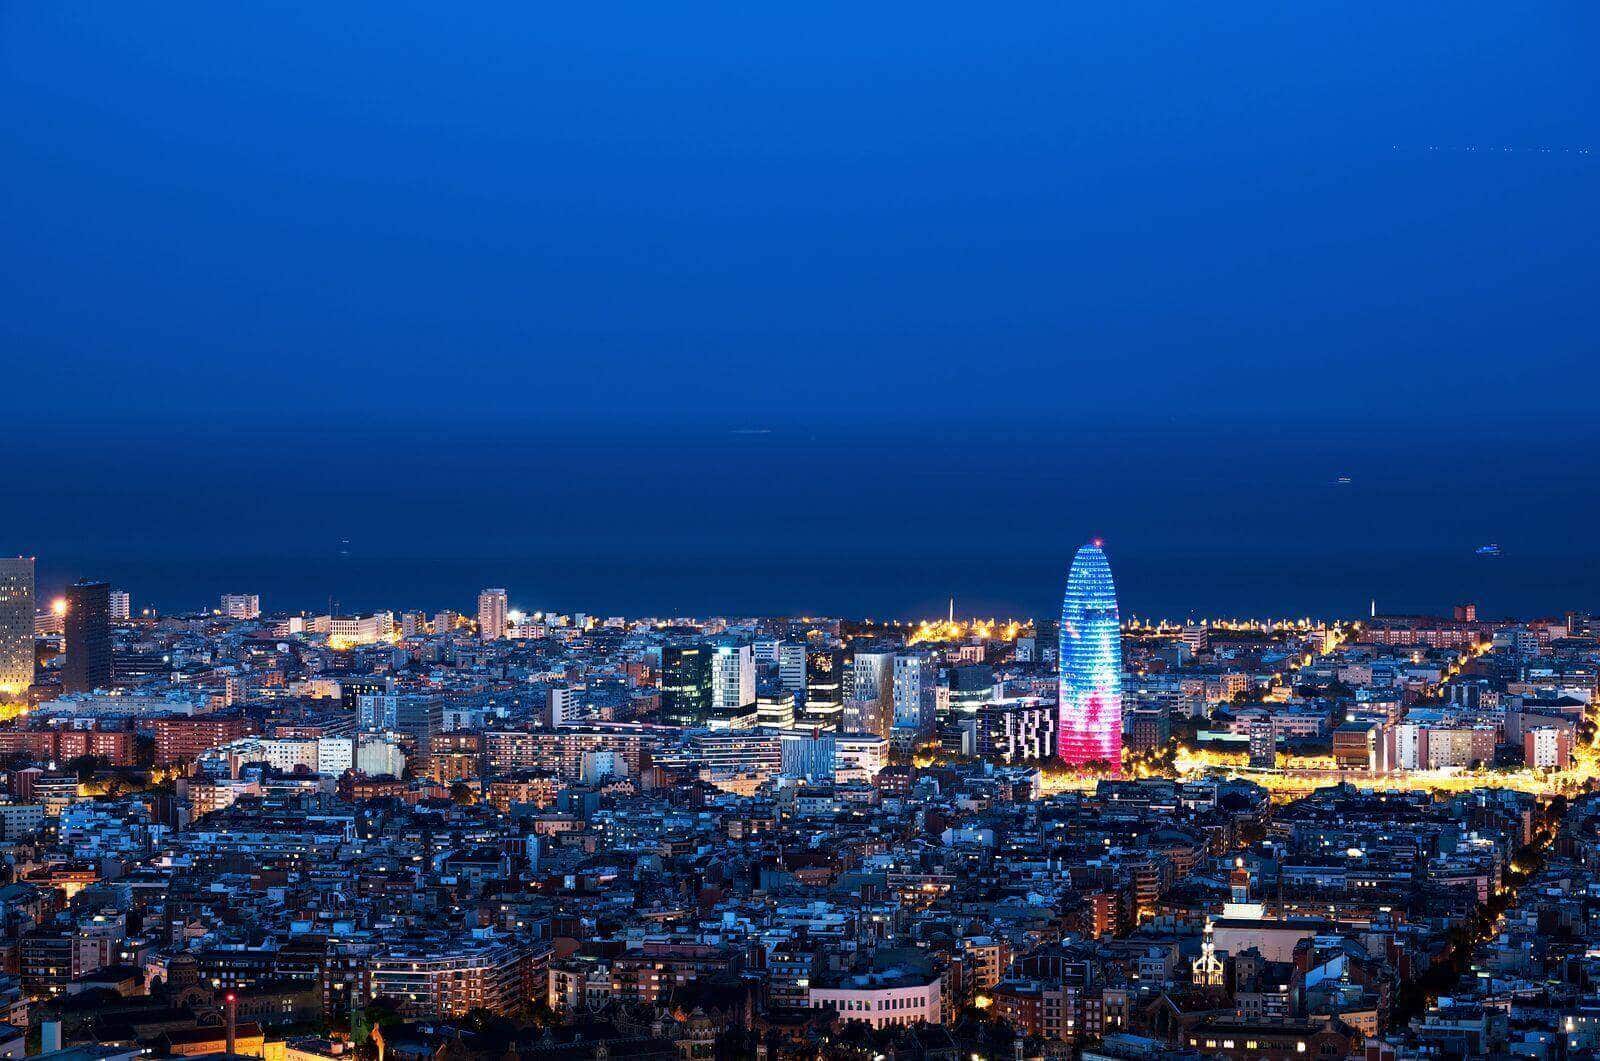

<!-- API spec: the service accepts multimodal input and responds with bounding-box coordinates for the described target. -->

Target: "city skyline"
[2,4,1597,1056]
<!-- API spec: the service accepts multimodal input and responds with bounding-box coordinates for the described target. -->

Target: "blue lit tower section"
[1058,540,1124,770]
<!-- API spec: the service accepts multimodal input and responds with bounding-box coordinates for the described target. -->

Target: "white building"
[807,969,942,1029]
[108,590,131,622]
[220,594,261,619]
[355,735,407,777]
[201,735,359,778]
[477,589,508,641]
[710,642,756,711]
[892,653,938,734]
[1393,722,1425,770]
[834,733,887,779]
[329,613,392,647]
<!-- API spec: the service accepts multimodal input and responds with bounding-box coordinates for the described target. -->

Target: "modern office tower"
[777,641,808,696]
[395,695,446,747]
[477,588,508,641]
[710,641,756,712]
[108,590,131,622]
[219,593,261,619]
[0,558,34,698]
[845,649,895,737]
[63,580,113,694]
[802,648,844,729]
[944,664,995,719]
[1058,541,1124,770]
[756,687,796,729]
[780,731,836,780]
[661,645,712,725]
[892,653,938,735]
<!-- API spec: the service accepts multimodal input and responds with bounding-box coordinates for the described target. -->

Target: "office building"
[477,588,508,641]
[1058,541,1124,770]
[845,649,895,737]
[892,653,938,736]
[661,645,712,725]
[710,640,756,713]
[0,558,33,698]
[780,731,836,779]
[945,664,995,719]
[802,648,844,729]
[220,593,261,619]
[62,580,112,695]
[777,641,808,697]
[756,687,796,729]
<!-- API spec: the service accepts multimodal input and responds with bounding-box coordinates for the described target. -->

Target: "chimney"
[41,1021,62,1054]
[225,992,237,1057]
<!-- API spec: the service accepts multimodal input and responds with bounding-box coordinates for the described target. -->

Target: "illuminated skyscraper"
[1058,541,1123,769]
[0,558,34,698]
[709,640,756,712]
[63,579,112,694]
[477,588,507,641]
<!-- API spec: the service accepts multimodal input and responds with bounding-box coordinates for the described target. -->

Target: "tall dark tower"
[63,580,112,694]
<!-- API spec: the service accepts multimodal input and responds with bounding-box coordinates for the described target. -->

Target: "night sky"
[4,3,1599,617]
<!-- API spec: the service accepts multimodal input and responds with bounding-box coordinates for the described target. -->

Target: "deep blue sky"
[4,3,1599,617]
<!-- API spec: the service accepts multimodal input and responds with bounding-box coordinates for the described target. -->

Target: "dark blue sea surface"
[28,549,1599,625]
[13,418,1600,621]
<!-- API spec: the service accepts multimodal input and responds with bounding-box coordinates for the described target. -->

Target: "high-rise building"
[219,593,260,619]
[63,580,113,695]
[710,641,756,713]
[802,648,844,729]
[108,590,131,622]
[892,653,938,735]
[1058,541,1124,770]
[845,649,895,737]
[777,641,808,697]
[0,558,35,698]
[660,645,712,726]
[944,664,994,719]
[477,589,508,641]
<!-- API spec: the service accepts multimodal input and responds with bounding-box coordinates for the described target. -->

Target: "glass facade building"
[0,557,34,698]
[1058,541,1124,769]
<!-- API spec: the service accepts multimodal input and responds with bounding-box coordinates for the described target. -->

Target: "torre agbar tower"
[1058,540,1124,770]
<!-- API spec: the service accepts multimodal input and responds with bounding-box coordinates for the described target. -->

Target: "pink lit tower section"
[1057,540,1124,771]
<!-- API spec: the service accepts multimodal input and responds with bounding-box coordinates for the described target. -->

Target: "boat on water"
[1475,543,1502,557]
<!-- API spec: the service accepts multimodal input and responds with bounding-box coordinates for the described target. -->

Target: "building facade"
[0,558,34,698]
[63,580,112,695]
[1058,542,1123,769]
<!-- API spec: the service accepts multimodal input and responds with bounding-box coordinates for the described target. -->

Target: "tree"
[352,996,403,1050]
[67,754,110,782]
